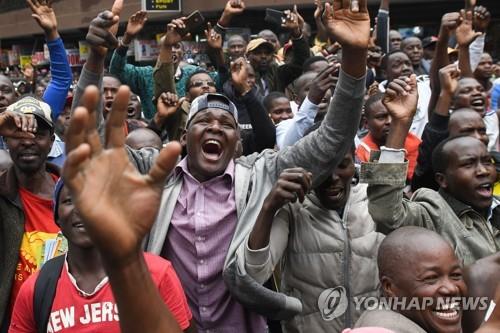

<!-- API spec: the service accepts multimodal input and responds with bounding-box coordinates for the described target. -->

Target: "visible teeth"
[206,140,220,146]
[433,309,459,319]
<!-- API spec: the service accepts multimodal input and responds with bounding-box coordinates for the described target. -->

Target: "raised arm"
[111,11,158,119]
[153,18,186,103]
[469,6,490,72]
[376,0,390,54]
[246,168,311,283]
[427,12,460,114]
[314,0,328,43]
[27,0,72,120]
[456,9,482,78]
[279,64,338,149]
[72,1,122,139]
[412,64,460,191]
[277,6,311,90]
[362,75,437,233]
[231,57,276,153]
[64,86,183,333]
[110,11,148,81]
[275,0,370,187]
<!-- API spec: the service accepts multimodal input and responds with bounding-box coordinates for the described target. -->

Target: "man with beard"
[362,72,500,264]
[0,98,60,331]
[69,0,371,330]
[355,227,467,333]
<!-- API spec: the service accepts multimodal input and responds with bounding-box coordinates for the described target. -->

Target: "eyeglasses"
[189,80,216,88]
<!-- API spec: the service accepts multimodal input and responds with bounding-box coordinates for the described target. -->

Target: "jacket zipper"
[341,200,352,328]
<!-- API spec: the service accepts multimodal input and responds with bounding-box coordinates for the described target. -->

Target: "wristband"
[120,39,131,48]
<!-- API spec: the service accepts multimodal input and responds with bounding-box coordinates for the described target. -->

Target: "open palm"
[323,0,370,49]
[456,10,481,47]
[27,0,57,32]
[64,86,181,265]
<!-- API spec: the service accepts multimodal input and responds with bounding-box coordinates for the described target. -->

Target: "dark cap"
[422,36,438,49]
[186,93,238,128]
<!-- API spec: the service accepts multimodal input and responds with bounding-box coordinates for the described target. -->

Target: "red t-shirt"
[9,253,192,332]
[9,182,63,313]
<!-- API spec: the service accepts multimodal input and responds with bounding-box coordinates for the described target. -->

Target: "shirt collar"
[175,157,235,184]
[438,188,492,223]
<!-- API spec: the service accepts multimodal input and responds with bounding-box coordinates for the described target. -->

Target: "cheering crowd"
[0,0,499,332]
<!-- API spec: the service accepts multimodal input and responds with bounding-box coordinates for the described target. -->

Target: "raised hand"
[314,0,324,21]
[456,9,482,47]
[64,86,182,267]
[124,11,148,44]
[282,8,301,38]
[27,0,58,41]
[307,64,339,105]
[264,168,312,212]
[224,0,245,15]
[322,0,370,50]
[0,110,37,139]
[439,64,461,96]
[163,18,186,47]
[155,92,185,121]
[109,0,123,36]
[383,74,418,123]
[204,22,223,50]
[440,12,461,35]
[86,11,120,56]
[473,6,491,33]
[231,57,251,95]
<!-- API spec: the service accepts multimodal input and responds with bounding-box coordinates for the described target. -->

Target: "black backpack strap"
[34,255,66,333]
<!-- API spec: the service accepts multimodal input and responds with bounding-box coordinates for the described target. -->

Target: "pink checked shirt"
[162,158,266,333]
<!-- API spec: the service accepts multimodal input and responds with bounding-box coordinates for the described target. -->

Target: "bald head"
[449,108,488,146]
[378,227,452,280]
[125,128,162,151]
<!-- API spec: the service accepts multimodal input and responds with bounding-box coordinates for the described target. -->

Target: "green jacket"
[0,163,60,329]
[110,47,156,119]
[360,160,500,265]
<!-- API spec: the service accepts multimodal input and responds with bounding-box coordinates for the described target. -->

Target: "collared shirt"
[276,96,319,149]
[162,158,265,333]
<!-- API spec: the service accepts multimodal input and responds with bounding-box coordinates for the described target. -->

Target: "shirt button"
[200,284,206,289]
[197,236,205,242]
[201,307,207,312]
[197,212,202,217]
[199,259,205,264]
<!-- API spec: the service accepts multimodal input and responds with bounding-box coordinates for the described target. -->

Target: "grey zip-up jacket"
[72,64,366,321]
[240,184,384,332]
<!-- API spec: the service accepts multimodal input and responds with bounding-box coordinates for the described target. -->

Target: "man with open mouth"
[362,73,500,265]
[68,0,371,331]
[355,226,468,333]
